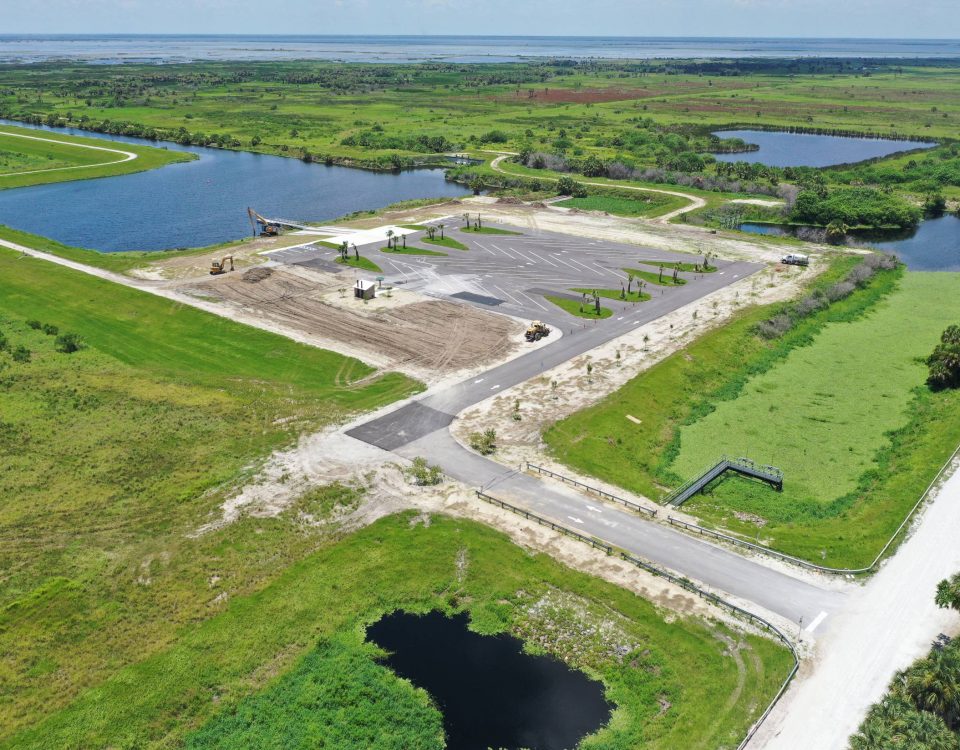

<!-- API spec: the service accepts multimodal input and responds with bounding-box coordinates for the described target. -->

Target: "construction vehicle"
[781,253,809,267]
[525,321,551,342]
[210,256,234,275]
[247,207,281,237]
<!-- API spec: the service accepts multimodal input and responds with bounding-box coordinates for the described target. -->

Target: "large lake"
[0,121,469,252]
[367,611,613,750]
[3,35,960,64]
[713,129,935,168]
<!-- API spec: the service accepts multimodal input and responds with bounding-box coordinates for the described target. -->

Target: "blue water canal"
[0,121,469,252]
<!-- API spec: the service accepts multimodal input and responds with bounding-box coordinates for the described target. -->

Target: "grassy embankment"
[0,249,421,736]
[555,192,687,217]
[545,260,960,568]
[5,512,792,750]
[547,295,615,320]
[0,123,192,189]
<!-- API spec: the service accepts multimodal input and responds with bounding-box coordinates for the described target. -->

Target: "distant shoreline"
[2,34,960,65]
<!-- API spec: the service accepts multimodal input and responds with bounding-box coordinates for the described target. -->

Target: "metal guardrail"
[525,462,657,518]
[668,442,960,576]
[474,488,799,750]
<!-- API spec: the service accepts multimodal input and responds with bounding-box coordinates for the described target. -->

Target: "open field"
[544,258,960,567]
[0,123,192,188]
[4,512,792,750]
[0,249,421,734]
[2,61,957,170]
[555,193,687,217]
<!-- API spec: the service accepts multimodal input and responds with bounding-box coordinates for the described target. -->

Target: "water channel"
[0,120,469,252]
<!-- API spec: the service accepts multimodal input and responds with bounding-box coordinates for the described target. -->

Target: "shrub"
[468,428,497,455]
[41,323,59,336]
[54,332,84,354]
[0,331,7,351]
[406,456,444,486]
[926,325,960,390]
[11,345,30,363]
[557,176,587,198]
[26,319,41,330]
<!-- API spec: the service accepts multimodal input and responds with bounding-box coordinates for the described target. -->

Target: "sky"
[2,0,958,39]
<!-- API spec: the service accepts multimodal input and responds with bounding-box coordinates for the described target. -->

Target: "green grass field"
[0,249,421,734]
[546,260,960,567]
[547,295,615,319]
[4,513,791,750]
[380,245,447,256]
[636,260,717,274]
[574,287,652,303]
[423,235,469,250]
[336,254,383,272]
[0,124,192,189]
[555,193,685,218]
[625,267,688,287]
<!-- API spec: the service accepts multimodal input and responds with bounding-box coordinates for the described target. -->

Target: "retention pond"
[713,129,934,168]
[0,120,469,252]
[366,610,613,750]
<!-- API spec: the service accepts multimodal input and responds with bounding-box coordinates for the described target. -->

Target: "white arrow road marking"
[805,611,829,634]
[567,516,584,524]
[586,505,602,513]
[490,384,501,390]
[474,378,484,383]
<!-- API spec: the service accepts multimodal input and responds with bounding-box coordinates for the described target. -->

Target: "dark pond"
[0,120,469,252]
[713,129,935,168]
[740,214,960,271]
[366,611,613,750]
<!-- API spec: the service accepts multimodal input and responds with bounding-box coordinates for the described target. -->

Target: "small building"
[354,279,376,300]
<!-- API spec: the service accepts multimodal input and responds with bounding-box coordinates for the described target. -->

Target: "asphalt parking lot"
[268,219,755,324]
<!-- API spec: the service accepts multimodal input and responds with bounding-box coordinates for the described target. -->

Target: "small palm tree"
[385,229,394,250]
[438,223,445,238]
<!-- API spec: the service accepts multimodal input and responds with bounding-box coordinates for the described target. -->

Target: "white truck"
[781,253,810,267]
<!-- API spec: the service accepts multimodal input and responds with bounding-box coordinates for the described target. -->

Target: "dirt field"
[185,263,524,381]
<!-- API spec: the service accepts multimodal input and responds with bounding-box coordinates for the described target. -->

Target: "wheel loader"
[525,321,550,342]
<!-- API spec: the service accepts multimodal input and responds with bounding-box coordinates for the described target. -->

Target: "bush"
[11,345,30,363]
[926,325,960,390]
[41,323,59,336]
[54,332,84,354]
[468,428,497,455]
[557,176,587,198]
[406,456,444,486]
[0,331,7,352]
[756,253,897,339]
[26,319,41,330]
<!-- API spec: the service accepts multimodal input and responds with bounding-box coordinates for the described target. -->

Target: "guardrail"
[668,442,960,576]
[525,462,657,518]
[474,488,798,750]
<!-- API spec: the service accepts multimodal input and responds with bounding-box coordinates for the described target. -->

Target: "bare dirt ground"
[182,263,524,382]
[450,261,813,504]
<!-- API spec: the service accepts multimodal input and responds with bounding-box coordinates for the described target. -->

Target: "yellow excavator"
[247,207,280,237]
[210,255,234,275]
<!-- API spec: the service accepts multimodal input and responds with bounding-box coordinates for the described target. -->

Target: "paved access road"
[342,222,844,629]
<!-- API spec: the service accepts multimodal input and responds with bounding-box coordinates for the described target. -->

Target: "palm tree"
[340,241,348,261]
[849,716,893,750]
[935,573,960,613]
[627,273,634,295]
[385,229,394,250]
[899,707,956,749]
[906,648,960,729]
[438,223,445,239]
